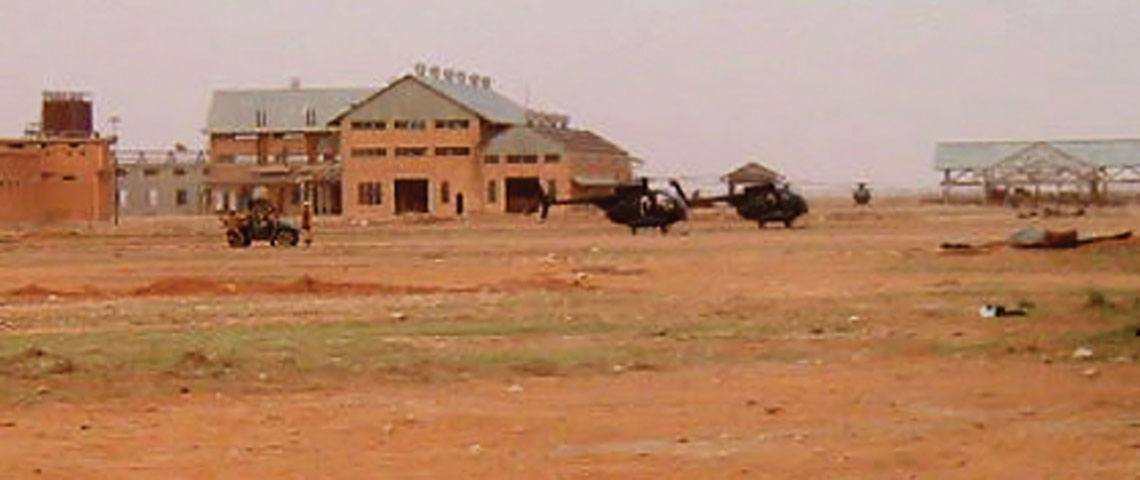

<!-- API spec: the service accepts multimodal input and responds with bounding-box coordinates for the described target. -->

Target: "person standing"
[301,201,313,247]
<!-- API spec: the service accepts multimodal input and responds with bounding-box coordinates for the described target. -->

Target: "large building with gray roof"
[204,68,635,218]
[332,66,635,217]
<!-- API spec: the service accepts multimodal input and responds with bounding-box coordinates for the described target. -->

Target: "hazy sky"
[4,0,1140,188]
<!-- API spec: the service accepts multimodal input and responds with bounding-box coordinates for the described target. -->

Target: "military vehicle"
[220,199,301,248]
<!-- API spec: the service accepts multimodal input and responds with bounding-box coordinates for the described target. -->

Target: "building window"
[255,109,268,128]
[143,168,159,177]
[434,147,471,156]
[147,188,159,207]
[394,147,428,157]
[440,181,450,204]
[434,119,470,129]
[487,180,497,203]
[544,154,561,163]
[62,175,77,182]
[506,154,538,164]
[175,189,188,206]
[357,182,382,205]
[304,108,317,127]
[351,147,387,157]
[484,155,499,164]
[115,168,128,177]
[546,179,557,198]
[173,167,187,176]
[350,120,386,130]
[393,119,427,130]
[118,189,129,208]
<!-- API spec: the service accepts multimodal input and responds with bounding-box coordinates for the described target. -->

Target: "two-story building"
[203,84,372,215]
[330,66,635,218]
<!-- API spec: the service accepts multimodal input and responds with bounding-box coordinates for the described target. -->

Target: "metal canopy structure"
[935,139,1140,203]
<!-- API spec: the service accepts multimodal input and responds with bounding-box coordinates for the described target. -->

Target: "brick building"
[114,149,208,216]
[203,85,371,214]
[331,67,635,218]
[0,92,115,225]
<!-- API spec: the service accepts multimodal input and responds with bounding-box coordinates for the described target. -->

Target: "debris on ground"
[1072,347,1094,360]
[940,228,1132,252]
[979,304,1028,318]
[1016,207,1086,219]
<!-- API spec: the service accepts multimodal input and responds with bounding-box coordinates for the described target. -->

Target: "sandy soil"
[0,198,1138,478]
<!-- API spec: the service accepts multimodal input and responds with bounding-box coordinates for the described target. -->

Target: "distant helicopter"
[853,182,872,206]
[539,178,690,234]
[692,181,809,228]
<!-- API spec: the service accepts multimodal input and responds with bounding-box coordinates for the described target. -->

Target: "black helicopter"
[692,181,809,228]
[539,178,690,234]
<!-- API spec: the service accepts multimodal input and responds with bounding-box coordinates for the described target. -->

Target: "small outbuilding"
[722,162,783,194]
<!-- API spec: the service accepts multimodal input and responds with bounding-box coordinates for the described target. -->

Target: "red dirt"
[5,274,584,301]
[1,203,1138,478]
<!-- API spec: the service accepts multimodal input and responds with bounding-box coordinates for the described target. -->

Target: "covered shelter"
[935,139,1140,204]
[722,162,783,194]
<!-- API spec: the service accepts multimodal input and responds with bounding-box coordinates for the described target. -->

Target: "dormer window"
[255,109,268,127]
[304,108,317,127]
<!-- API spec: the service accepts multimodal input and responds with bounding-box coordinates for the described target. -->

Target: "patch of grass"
[1069,321,1140,361]
[932,337,1008,356]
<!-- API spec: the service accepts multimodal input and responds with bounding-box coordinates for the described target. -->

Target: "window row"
[350,119,470,131]
[117,188,191,207]
[350,120,387,130]
[393,120,427,130]
[483,154,561,164]
[352,146,471,158]
[115,167,193,177]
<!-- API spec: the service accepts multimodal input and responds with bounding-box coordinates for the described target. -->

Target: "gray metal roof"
[329,75,527,126]
[206,88,373,133]
[484,125,628,156]
[415,76,526,124]
[935,139,1140,170]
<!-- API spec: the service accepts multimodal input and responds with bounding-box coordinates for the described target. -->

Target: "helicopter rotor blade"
[668,179,690,206]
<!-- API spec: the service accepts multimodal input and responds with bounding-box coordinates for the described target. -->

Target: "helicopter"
[539,178,690,234]
[692,181,809,228]
[852,182,872,206]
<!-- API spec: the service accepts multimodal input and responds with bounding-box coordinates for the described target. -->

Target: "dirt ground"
[1,198,1139,479]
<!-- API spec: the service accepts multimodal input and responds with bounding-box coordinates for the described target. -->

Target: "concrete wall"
[0,138,114,224]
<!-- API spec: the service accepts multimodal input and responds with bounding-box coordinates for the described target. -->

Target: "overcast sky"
[4,0,1140,188]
